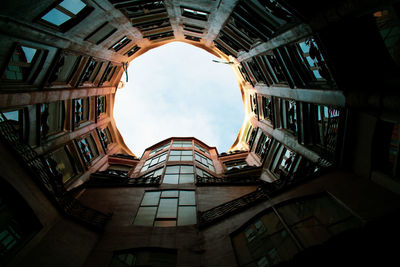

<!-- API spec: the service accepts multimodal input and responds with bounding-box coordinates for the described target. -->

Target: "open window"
[1,44,46,83]
[38,0,93,32]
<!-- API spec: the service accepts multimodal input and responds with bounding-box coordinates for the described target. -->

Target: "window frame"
[36,0,94,33]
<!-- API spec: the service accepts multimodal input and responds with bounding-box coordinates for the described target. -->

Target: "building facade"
[1,0,400,266]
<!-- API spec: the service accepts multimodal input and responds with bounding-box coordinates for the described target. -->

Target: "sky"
[114,42,244,157]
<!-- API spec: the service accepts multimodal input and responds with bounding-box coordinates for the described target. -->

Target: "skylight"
[114,42,244,156]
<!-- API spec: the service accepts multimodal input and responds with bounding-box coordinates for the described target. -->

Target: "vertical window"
[39,101,64,139]
[73,97,89,126]
[168,150,193,161]
[109,36,132,52]
[195,152,215,172]
[172,140,192,147]
[141,152,168,172]
[149,142,170,156]
[134,190,196,227]
[255,133,273,160]
[39,0,92,32]
[2,45,39,81]
[77,134,98,165]
[79,58,100,85]
[163,165,194,184]
[98,127,113,152]
[95,95,106,119]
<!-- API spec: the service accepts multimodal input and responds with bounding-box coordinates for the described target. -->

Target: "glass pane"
[154,220,176,227]
[161,190,179,198]
[154,168,163,176]
[179,191,195,205]
[141,191,160,206]
[180,165,193,174]
[182,150,192,155]
[179,174,194,184]
[59,0,86,15]
[196,168,203,176]
[158,153,167,162]
[21,47,37,63]
[170,150,180,156]
[42,8,71,26]
[168,155,180,161]
[182,142,192,147]
[134,207,157,226]
[163,174,179,184]
[195,154,202,162]
[178,206,197,226]
[181,156,193,161]
[157,199,178,218]
[166,165,180,173]
[172,141,181,147]
[3,110,19,121]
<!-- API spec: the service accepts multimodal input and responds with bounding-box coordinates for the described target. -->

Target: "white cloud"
[114,42,244,156]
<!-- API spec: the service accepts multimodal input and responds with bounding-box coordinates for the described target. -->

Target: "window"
[110,248,177,267]
[163,165,194,184]
[149,142,170,156]
[85,22,117,45]
[2,45,40,82]
[45,145,82,183]
[79,58,101,85]
[77,134,99,165]
[143,167,163,178]
[168,150,193,161]
[194,142,210,155]
[95,95,106,119]
[98,62,116,86]
[225,159,248,171]
[255,133,273,160]
[124,45,141,57]
[98,127,113,152]
[231,194,363,267]
[141,152,167,172]
[109,36,132,52]
[298,39,331,81]
[195,152,214,172]
[185,35,201,42]
[47,53,81,85]
[39,0,93,32]
[39,101,64,139]
[172,140,192,147]
[73,98,89,127]
[195,167,213,178]
[183,24,205,34]
[133,190,196,227]
[181,7,208,21]
[144,31,174,41]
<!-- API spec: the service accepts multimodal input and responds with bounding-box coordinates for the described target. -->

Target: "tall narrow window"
[98,127,113,152]
[163,165,194,184]
[134,190,196,227]
[39,101,64,139]
[77,134,98,165]
[73,98,89,127]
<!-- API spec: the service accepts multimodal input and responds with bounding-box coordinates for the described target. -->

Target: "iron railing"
[0,113,112,231]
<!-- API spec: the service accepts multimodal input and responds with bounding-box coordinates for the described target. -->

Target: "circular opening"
[114,42,244,156]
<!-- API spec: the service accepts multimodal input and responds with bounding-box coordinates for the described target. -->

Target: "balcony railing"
[87,172,161,187]
[0,113,111,231]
